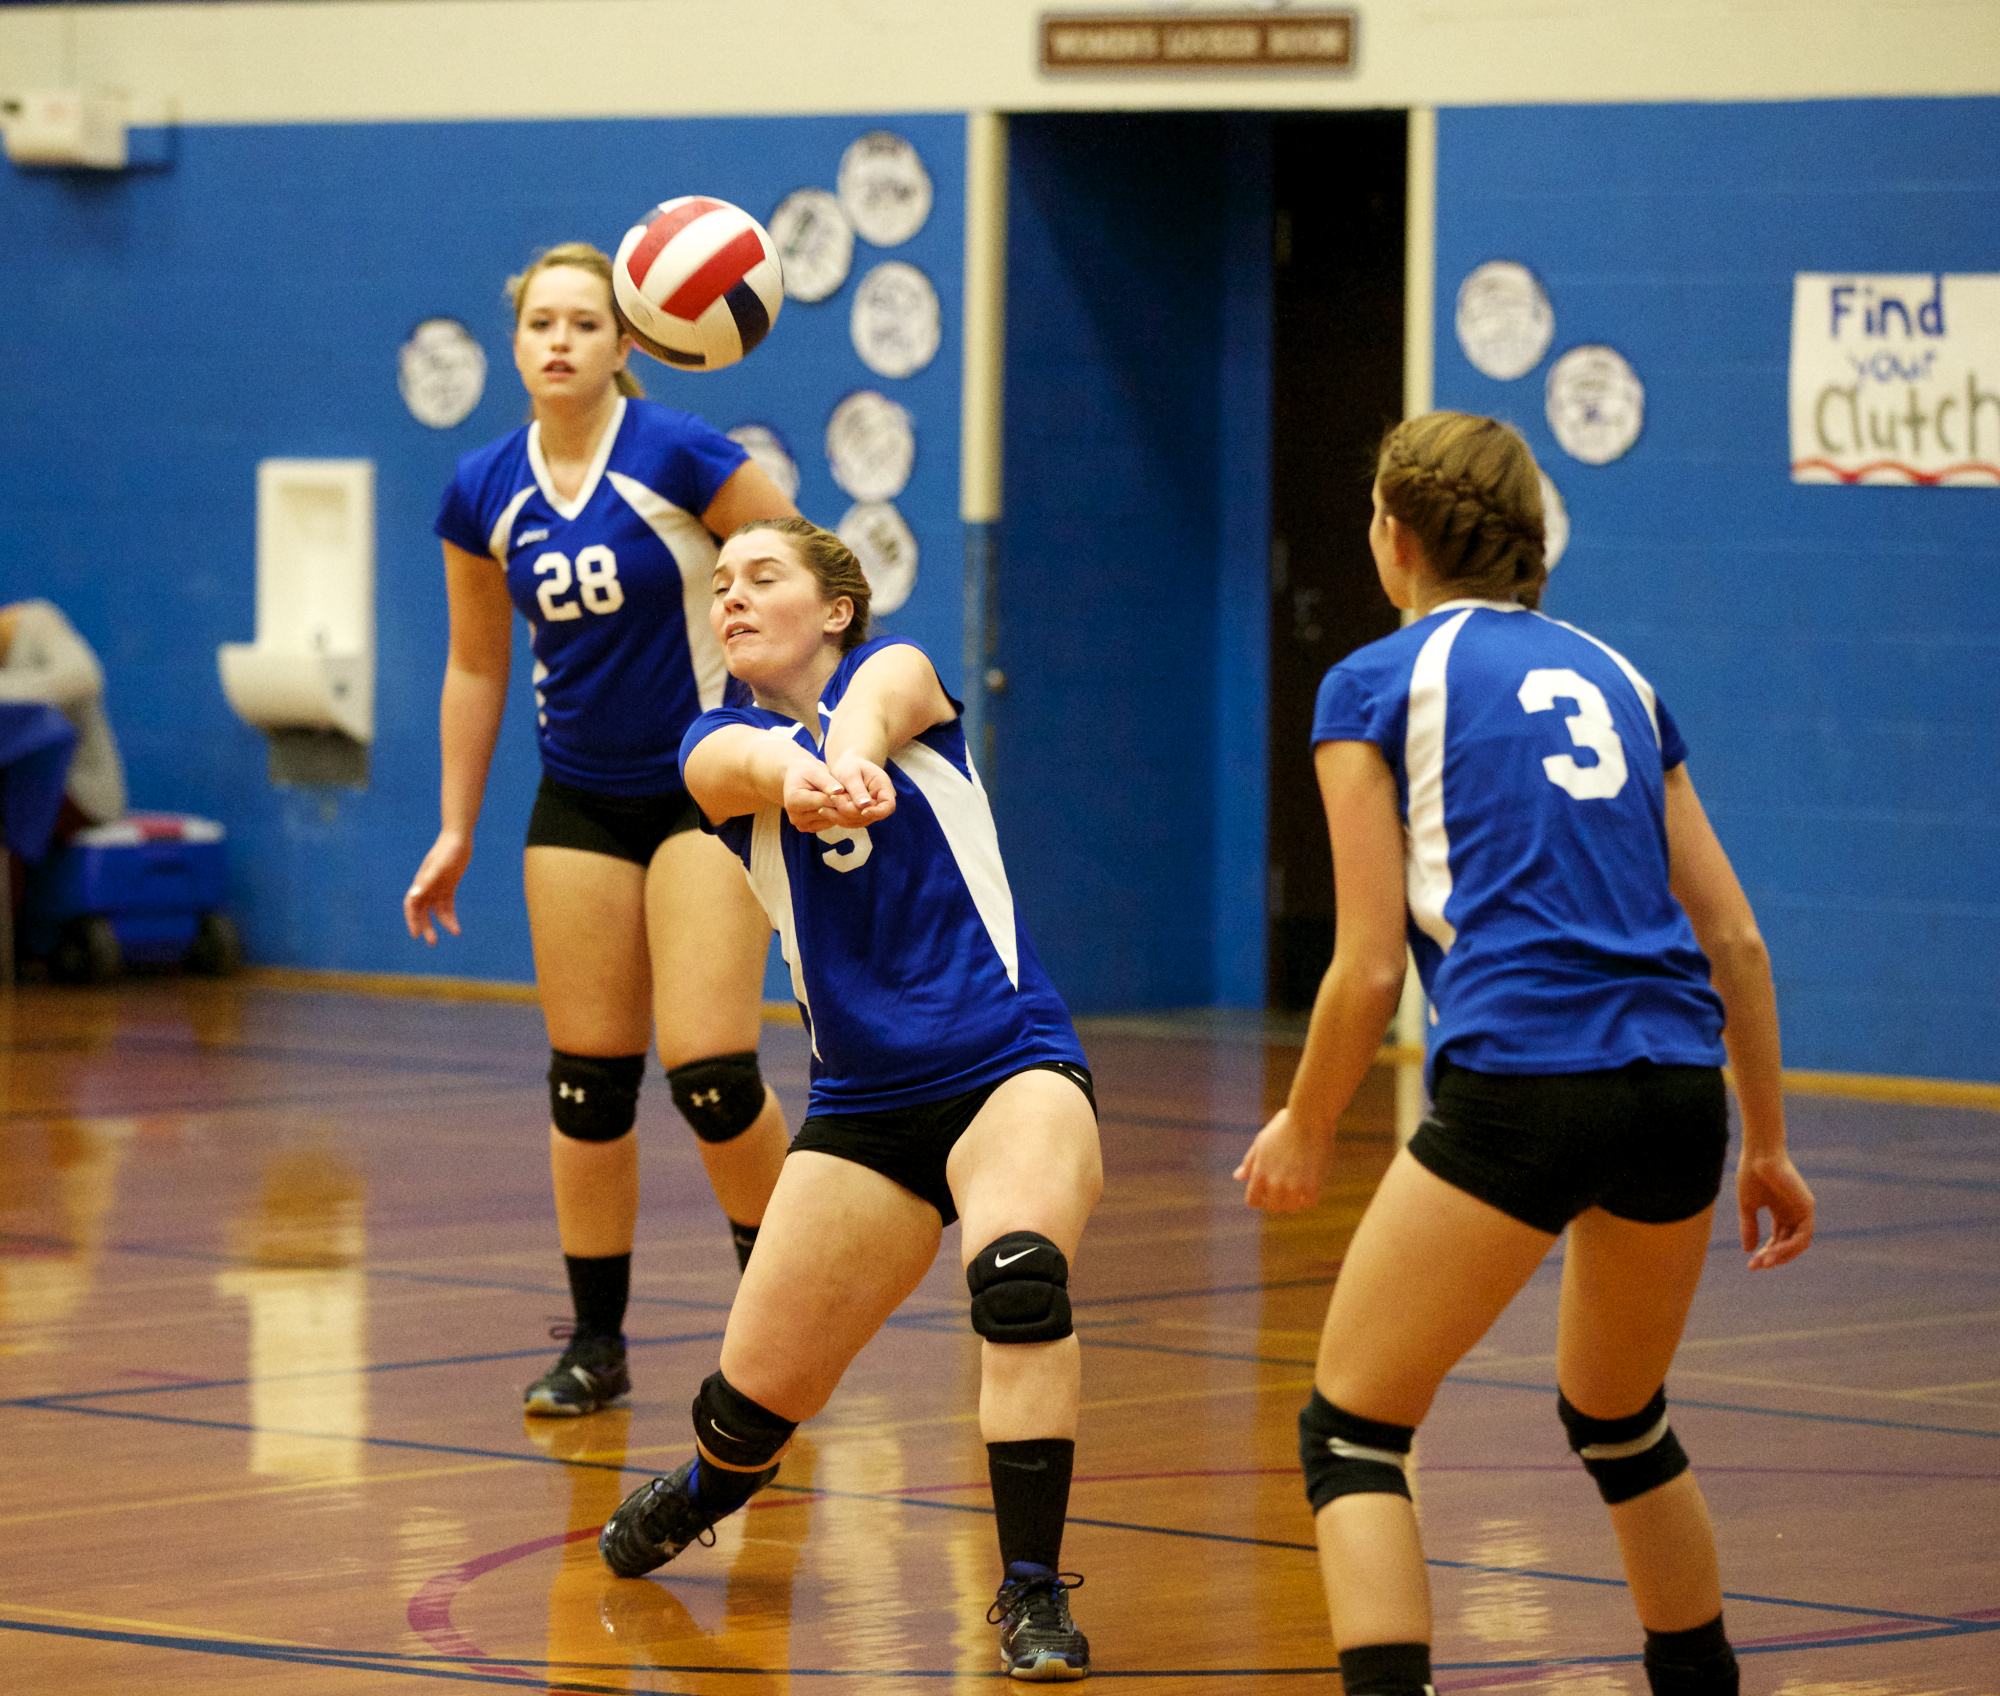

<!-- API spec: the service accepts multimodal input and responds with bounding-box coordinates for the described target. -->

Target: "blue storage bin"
[21,814,238,977]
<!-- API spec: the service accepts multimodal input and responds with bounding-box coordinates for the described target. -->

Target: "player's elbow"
[1701,915,1771,984]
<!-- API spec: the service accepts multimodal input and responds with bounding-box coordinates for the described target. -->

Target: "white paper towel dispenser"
[218,459,375,780]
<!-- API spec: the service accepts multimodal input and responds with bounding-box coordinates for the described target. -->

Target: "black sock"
[1644,1615,1737,1696]
[563,1253,630,1340]
[1338,1641,1433,1696]
[729,1220,759,1273]
[987,1438,1075,1572]
[691,1456,776,1520]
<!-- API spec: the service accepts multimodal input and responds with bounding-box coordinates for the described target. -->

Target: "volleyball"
[612,196,785,371]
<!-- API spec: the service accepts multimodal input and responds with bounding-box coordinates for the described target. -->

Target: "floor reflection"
[214,1143,368,1480]
[0,1115,135,1345]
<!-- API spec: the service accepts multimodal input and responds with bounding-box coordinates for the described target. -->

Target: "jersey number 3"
[1517,668,1628,800]
[534,546,626,622]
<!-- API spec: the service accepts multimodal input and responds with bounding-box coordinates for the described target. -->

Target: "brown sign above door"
[1041,10,1357,74]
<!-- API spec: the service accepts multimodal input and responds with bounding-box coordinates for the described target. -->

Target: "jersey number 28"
[1517,667,1628,800]
[534,546,626,622]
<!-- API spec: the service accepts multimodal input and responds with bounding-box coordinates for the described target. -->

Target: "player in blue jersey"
[1236,413,1815,1696]
[597,517,1102,1683]
[402,243,799,1418]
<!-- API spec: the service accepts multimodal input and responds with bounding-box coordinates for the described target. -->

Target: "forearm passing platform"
[1557,1385,1690,1504]
[967,1231,1073,1344]
[547,1050,645,1142]
[693,1371,797,1471]
[1299,1390,1414,1513]
[667,1051,767,1143]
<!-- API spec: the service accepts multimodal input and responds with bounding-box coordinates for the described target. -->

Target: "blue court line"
[1808,1163,2000,1197]
[0,1327,729,1410]
[1444,1373,2000,1442]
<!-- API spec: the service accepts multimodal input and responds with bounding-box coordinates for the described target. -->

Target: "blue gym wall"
[995,113,1271,1015]
[0,113,965,987]
[1433,98,2000,1082]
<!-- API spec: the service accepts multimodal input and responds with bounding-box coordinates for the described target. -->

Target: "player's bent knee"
[693,1371,798,1470]
[1299,1390,1415,1512]
[1557,1385,1690,1504]
[667,1051,767,1144]
[967,1231,1072,1344]
[548,1050,645,1142]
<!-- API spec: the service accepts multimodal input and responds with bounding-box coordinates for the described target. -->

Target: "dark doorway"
[1266,112,1408,1009]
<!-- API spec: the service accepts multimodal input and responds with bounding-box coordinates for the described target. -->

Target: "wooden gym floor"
[1,978,1995,1693]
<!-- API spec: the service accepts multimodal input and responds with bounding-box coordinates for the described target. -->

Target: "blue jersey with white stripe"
[681,637,1085,1115]
[1312,600,1725,1087]
[435,397,747,796]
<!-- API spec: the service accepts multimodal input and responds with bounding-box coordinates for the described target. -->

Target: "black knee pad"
[668,1051,767,1144]
[1299,1390,1414,1513]
[548,1050,645,1142]
[692,1371,797,1470]
[967,1231,1073,1344]
[1558,1385,1691,1505]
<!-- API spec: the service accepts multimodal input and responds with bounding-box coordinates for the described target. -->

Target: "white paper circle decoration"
[727,423,800,502]
[1538,468,1569,570]
[1455,261,1554,381]
[851,261,941,380]
[399,318,487,428]
[839,501,919,617]
[838,131,933,247]
[1545,345,1645,466]
[826,390,915,502]
[767,187,853,304]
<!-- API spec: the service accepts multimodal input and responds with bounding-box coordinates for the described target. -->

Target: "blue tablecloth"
[0,701,78,863]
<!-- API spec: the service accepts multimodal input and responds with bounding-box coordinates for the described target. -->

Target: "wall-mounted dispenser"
[217,459,375,790]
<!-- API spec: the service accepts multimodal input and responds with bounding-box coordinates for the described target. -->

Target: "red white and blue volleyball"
[613,196,785,371]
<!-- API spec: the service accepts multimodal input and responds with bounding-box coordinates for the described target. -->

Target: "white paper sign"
[1456,261,1554,381]
[727,423,800,501]
[399,318,486,429]
[1545,345,1644,466]
[767,188,853,304]
[826,390,915,502]
[1789,273,2000,486]
[838,132,932,247]
[839,501,918,616]
[851,261,942,379]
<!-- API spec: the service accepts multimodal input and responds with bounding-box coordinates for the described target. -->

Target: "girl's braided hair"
[1377,412,1547,609]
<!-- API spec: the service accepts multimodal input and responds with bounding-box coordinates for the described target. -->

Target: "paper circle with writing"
[1538,468,1569,570]
[1545,345,1645,465]
[826,390,915,502]
[838,131,933,247]
[727,423,800,502]
[839,501,918,616]
[767,187,852,304]
[850,262,941,379]
[399,318,487,428]
[1455,262,1554,381]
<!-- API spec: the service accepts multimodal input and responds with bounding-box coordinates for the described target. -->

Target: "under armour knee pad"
[1558,1385,1690,1505]
[967,1232,1073,1344]
[692,1372,797,1471]
[667,1051,766,1144]
[1299,1390,1414,1512]
[548,1051,645,1142]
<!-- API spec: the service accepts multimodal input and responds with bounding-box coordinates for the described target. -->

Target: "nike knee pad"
[692,1371,797,1471]
[548,1050,644,1143]
[967,1232,1073,1344]
[667,1051,767,1144]
[1299,1389,1414,1512]
[1558,1385,1690,1505]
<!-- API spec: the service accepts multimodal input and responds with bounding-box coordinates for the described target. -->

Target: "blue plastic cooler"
[21,813,240,981]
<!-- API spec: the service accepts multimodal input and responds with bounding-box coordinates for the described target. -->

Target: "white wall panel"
[2,0,1996,128]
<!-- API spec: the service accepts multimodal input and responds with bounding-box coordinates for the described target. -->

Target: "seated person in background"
[0,599,128,835]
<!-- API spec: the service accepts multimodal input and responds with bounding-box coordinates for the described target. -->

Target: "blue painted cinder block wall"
[1433,98,2000,1081]
[0,114,965,988]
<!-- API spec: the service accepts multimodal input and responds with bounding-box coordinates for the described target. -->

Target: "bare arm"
[1664,762,1815,1267]
[1236,740,1410,1212]
[818,642,956,803]
[404,542,514,943]
[701,459,799,538]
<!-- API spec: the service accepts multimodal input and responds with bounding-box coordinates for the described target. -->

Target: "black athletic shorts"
[791,1061,1097,1226]
[524,775,701,867]
[1407,1059,1729,1236]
